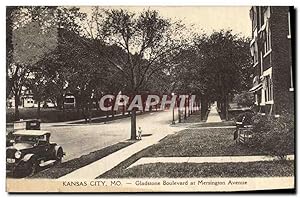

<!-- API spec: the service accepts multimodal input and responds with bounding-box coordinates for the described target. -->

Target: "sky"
[80,6,252,38]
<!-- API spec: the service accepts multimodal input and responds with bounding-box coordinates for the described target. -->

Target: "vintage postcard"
[6,6,295,192]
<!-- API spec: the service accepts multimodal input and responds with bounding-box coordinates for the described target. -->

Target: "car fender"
[21,154,35,162]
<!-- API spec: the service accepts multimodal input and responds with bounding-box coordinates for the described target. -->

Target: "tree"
[7,6,86,120]
[170,30,253,121]
[6,7,17,99]
[9,8,58,120]
[57,29,110,122]
[193,30,253,120]
[25,74,47,118]
[87,8,185,139]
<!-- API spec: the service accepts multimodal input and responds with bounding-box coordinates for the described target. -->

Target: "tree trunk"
[122,105,125,115]
[190,98,193,114]
[184,100,187,120]
[200,95,207,121]
[82,107,88,123]
[106,110,109,119]
[111,109,115,120]
[88,100,92,123]
[225,93,229,121]
[111,96,115,120]
[61,95,65,113]
[14,93,20,121]
[192,99,194,114]
[37,101,41,119]
[130,108,137,140]
[57,95,63,110]
[199,100,202,121]
[187,96,191,117]
[178,108,181,123]
[76,103,80,113]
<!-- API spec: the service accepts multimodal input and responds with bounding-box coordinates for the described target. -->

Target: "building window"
[264,25,272,54]
[258,7,268,28]
[259,7,263,28]
[250,41,259,65]
[251,7,258,30]
[262,7,271,55]
[260,51,263,76]
[263,7,270,24]
[288,11,291,38]
[265,75,273,102]
[254,42,259,64]
[255,94,258,105]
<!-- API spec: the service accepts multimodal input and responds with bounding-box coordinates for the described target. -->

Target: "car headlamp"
[15,151,21,159]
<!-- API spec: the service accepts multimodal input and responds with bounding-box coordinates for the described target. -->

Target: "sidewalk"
[66,112,130,124]
[206,102,222,123]
[128,155,295,168]
[42,111,143,127]
[39,114,126,127]
[58,126,182,180]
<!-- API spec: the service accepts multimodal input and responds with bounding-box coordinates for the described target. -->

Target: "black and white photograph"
[5,5,295,192]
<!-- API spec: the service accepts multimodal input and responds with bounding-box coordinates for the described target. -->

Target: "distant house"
[249,6,294,116]
[22,94,35,108]
[63,94,76,109]
[7,88,56,108]
[20,88,35,108]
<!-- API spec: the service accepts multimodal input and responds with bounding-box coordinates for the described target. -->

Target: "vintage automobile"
[7,119,41,147]
[6,130,64,176]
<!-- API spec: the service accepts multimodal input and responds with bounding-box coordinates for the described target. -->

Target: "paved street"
[41,110,178,162]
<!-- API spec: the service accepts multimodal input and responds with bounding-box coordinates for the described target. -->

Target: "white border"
[0,0,298,197]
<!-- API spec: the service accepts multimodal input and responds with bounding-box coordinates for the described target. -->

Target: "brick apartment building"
[249,6,294,116]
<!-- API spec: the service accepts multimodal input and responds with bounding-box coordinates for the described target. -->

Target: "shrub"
[233,92,254,107]
[249,111,294,158]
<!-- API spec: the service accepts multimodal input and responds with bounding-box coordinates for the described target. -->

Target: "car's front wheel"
[27,159,38,177]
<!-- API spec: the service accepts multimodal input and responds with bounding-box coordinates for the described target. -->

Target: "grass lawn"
[189,122,236,128]
[99,128,294,178]
[182,110,210,123]
[6,108,108,123]
[28,141,135,179]
[103,161,294,178]
[138,128,272,157]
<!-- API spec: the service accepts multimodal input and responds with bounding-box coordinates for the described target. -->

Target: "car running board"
[39,160,56,167]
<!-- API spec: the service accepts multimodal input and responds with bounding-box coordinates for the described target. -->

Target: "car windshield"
[15,135,44,144]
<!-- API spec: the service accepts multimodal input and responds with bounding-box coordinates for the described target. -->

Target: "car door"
[36,136,52,160]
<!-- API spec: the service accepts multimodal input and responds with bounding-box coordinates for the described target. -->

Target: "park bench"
[234,116,253,144]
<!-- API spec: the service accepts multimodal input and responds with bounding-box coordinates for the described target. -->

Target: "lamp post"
[171,92,175,125]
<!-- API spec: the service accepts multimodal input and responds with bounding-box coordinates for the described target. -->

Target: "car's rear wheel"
[55,148,63,165]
